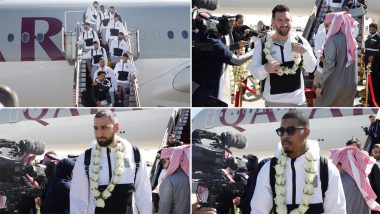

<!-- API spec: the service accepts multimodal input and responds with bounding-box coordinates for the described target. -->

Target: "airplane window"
[7,34,14,42]
[182,30,188,39]
[36,33,44,43]
[167,31,174,39]
[21,32,30,43]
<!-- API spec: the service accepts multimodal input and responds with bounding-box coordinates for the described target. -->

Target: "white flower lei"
[263,33,302,76]
[274,148,318,214]
[90,142,125,208]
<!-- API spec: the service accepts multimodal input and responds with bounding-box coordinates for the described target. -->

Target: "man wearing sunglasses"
[251,110,346,214]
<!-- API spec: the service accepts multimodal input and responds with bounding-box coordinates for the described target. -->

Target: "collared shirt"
[70,137,152,214]
[251,140,346,214]
[248,32,316,105]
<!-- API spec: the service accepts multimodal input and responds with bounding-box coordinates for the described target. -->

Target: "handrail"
[132,76,141,107]
[127,28,141,60]
[303,0,323,40]
[149,109,178,187]
[64,11,84,31]
[73,23,82,107]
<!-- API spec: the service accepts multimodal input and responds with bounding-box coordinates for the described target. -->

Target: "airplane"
[214,0,380,18]
[192,108,379,159]
[0,0,190,107]
[0,108,179,163]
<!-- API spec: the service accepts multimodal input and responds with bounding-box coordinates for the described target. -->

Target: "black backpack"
[83,145,141,184]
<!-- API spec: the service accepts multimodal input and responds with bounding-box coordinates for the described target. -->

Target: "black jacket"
[41,159,75,214]
[91,78,111,104]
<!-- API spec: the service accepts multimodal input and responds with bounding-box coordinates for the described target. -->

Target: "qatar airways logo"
[0,17,64,62]
[22,109,99,126]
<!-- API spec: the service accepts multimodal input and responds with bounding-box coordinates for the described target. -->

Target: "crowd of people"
[0,110,190,214]
[192,111,380,214]
[78,1,138,107]
[193,1,379,107]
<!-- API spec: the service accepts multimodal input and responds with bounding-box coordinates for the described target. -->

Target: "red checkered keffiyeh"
[330,146,380,211]
[153,145,191,194]
[161,144,190,179]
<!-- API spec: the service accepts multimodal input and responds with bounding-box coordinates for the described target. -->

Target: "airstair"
[64,18,141,107]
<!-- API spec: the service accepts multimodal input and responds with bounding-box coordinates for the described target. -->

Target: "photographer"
[232,14,258,46]
[192,12,252,107]
[192,130,247,213]
[0,139,46,213]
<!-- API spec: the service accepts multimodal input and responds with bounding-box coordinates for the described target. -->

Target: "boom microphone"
[19,139,46,155]
[192,0,219,11]
[220,131,247,149]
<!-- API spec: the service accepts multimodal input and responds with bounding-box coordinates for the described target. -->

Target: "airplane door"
[205,109,217,129]
[8,109,19,123]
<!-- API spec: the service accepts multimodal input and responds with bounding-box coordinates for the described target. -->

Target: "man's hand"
[238,40,248,48]
[292,43,307,54]
[244,29,251,35]
[265,60,282,73]
[319,56,325,62]
[233,197,241,206]
[316,87,323,99]
[369,55,374,63]
[192,203,217,214]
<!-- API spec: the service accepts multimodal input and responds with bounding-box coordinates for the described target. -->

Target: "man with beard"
[70,110,152,214]
[251,110,346,213]
[315,12,358,107]
[248,5,316,107]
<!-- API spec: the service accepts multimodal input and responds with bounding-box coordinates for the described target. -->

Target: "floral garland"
[274,148,318,214]
[263,34,302,76]
[90,142,125,208]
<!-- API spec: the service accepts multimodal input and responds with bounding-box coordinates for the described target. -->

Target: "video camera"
[0,139,46,212]
[192,129,247,211]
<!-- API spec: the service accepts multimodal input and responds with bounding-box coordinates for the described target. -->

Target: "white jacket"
[70,137,152,214]
[114,61,138,83]
[251,140,347,214]
[106,21,128,43]
[248,32,316,105]
[110,39,130,57]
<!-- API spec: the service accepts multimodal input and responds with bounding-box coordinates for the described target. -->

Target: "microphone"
[19,139,46,155]
[220,131,247,149]
[192,0,219,11]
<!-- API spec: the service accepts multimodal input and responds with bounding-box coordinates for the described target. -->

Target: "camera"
[192,129,247,211]
[241,29,259,41]
[0,139,46,212]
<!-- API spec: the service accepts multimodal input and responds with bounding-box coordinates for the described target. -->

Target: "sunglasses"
[276,126,305,137]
